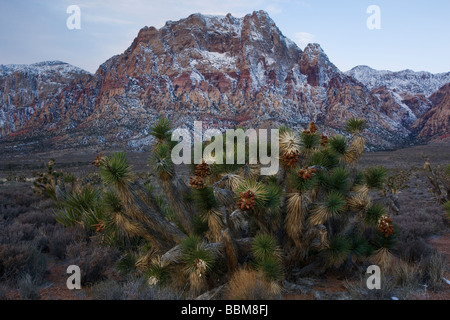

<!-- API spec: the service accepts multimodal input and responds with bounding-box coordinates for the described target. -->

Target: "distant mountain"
[346,65,450,140]
[0,61,93,140]
[0,11,448,153]
[346,65,450,97]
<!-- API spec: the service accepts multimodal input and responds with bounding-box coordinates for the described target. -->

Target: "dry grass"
[285,193,305,245]
[89,277,181,300]
[224,268,281,300]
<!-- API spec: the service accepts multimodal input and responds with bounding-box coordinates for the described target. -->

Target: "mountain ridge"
[0,10,448,153]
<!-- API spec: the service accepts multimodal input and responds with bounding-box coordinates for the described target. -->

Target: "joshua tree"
[50,117,397,298]
[422,157,450,220]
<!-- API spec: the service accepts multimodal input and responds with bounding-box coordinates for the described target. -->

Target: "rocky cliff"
[0,11,448,153]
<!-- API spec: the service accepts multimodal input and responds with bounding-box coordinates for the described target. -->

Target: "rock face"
[411,83,450,139]
[0,61,93,139]
[0,11,448,153]
[347,65,450,140]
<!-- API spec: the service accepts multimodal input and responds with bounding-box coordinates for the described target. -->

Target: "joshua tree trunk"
[129,187,187,247]
[130,181,164,214]
[160,237,254,267]
[222,228,239,275]
[159,177,195,234]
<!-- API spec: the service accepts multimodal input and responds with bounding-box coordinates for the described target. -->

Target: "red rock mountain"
[0,11,448,153]
[411,83,450,139]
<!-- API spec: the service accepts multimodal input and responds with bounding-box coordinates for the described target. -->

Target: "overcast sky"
[0,0,449,74]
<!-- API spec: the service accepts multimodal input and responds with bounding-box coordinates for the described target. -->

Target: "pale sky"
[0,0,449,74]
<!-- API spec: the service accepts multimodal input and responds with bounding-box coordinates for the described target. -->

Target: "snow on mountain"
[0,61,92,139]
[1,11,448,153]
[0,61,91,78]
[346,65,450,97]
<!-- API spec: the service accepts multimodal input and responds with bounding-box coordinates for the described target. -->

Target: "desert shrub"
[0,244,47,284]
[90,277,180,300]
[395,239,437,263]
[420,252,447,290]
[17,209,56,227]
[47,225,82,259]
[1,205,20,220]
[66,239,120,284]
[393,260,422,289]
[225,268,281,300]
[3,221,37,243]
[17,273,41,300]
[0,284,8,300]
[345,275,397,300]
[32,231,50,252]
[393,208,445,242]
[89,279,123,300]
[123,277,180,300]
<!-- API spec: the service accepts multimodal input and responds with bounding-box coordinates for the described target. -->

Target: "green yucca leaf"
[193,215,209,236]
[314,169,329,187]
[115,253,137,276]
[181,235,202,255]
[265,184,281,211]
[100,152,133,190]
[323,191,347,216]
[255,256,283,281]
[181,236,214,273]
[307,148,340,170]
[265,175,279,186]
[140,242,153,254]
[150,142,174,178]
[252,234,279,261]
[53,207,80,227]
[364,166,388,189]
[149,117,172,143]
[144,180,155,194]
[326,167,350,193]
[82,207,104,231]
[364,203,386,226]
[192,186,219,212]
[287,168,319,192]
[309,190,347,225]
[327,135,348,155]
[145,263,170,286]
[345,118,367,134]
[300,131,320,150]
[350,235,373,257]
[102,190,123,213]
[55,186,102,227]
[353,172,365,186]
[325,236,351,265]
[64,186,101,213]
